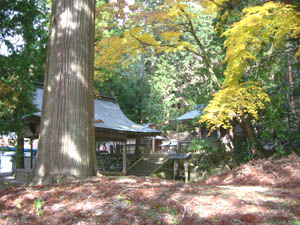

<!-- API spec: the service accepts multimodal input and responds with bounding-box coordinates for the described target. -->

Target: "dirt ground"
[0,154,299,225]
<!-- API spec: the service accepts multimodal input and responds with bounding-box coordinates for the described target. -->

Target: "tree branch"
[178,6,220,89]
[208,0,226,9]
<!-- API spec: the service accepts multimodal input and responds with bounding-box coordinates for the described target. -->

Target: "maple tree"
[201,1,300,154]
[95,0,223,91]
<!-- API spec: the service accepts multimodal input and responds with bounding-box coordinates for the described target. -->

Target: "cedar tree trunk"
[31,0,97,185]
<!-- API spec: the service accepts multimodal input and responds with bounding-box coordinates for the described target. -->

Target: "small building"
[175,104,207,139]
[18,88,161,177]
[160,139,178,152]
[0,147,38,174]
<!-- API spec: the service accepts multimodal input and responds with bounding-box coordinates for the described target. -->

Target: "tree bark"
[239,115,274,157]
[137,54,145,123]
[16,137,24,169]
[287,52,296,115]
[31,0,97,185]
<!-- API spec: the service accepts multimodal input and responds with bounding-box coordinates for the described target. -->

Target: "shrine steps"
[126,154,169,177]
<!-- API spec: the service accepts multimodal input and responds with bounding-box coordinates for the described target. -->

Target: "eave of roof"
[175,104,206,121]
[31,88,161,135]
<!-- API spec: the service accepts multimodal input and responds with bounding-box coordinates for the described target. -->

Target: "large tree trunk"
[31,0,97,185]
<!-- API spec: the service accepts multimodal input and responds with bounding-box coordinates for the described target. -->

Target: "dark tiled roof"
[32,89,160,135]
[176,104,206,120]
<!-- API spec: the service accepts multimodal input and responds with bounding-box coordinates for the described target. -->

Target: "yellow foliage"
[94,36,129,70]
[200,82,270,133]
[200,0,230,14]
[161,31,183,43]
[94,0,200,80]
[222,2,300,86]
[0,80,20,111]
[201,2,300,134]
[0,81,13,96]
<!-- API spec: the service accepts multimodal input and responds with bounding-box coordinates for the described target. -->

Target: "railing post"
[173,159,178,180]
[184,161,189,183]
[123,140,127,175]
[152,137,155,154]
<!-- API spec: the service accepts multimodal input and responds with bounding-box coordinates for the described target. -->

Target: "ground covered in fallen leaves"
[1,154,300,225]
[202,154,300,187]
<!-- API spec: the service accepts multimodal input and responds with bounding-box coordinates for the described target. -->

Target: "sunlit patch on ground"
[1,155,300,224]
[115,177,138,184]
[0,175,299,225]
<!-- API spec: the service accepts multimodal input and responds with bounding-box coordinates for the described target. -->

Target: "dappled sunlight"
[217,185,269,192]
[61,133,81,166]
[31,0,97,184]
[115,177,137,184]
[40,117,50,138]
[37,163,46,179]
[2,155,299,224]
[1,175,299,224]
[60,7,77,31]
[72,62,88,89]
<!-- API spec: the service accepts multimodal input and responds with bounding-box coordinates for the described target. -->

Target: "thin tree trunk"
[16,137,25,169]
[31,0,97,185]
[239,115,274,157]
[288,53,296,115]
[178,6,220,91]
[137,54,145,123]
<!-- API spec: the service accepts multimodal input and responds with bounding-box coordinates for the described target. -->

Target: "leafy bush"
[187,138,209,153]
[187,138,225,171]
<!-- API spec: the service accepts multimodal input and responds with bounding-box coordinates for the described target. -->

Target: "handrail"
[150,154,170,175]
[126,156,145,173]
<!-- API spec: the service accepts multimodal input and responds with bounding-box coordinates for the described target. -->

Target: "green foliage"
[34,198,44,217]
[94,0,229,128]
[95,70,142,122]
[188,138,225,170]
[0,0,49,134]
[94,0,300,161]
[187,138,209,153]
[188,136,256,173]
[232,136,255,164]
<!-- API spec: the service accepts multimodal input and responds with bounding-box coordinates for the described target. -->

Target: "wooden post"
[123,140,127,175]
[30,139,33,169]
[173,159,178,180]
[135,138,140,154]
[16,137,25,169]
[152,137,155,153]
[198,126,202,139]
[217,128,221,138]
[184,161,189,183]
[176,122,180,153]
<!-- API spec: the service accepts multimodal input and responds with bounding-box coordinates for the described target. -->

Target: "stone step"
[127,154,169,177]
